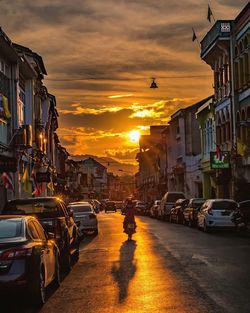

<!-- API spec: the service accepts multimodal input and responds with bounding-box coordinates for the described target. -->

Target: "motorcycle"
[231,210,248,232]
[124,222,136,240]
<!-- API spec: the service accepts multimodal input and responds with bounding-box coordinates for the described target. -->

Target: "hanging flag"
[22,167,32,194]
[192,28,197,42]
[1,172,14,191]
[2,96,11,119]
[207,4,214,23]
[237,140,247,157]
[47,180,54,192]
[216,144,222,160]
[31,168,41,196]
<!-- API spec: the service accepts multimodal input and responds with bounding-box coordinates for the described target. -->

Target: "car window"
[33,221,46,241]
[3,200,63,218]
[211,201,237,210]
[69,205,92,213]
[167,194,185,202]
[0,219,23,239]
[28,221,40,240]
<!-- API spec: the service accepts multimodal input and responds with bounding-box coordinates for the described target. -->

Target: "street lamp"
[150,78,158,88]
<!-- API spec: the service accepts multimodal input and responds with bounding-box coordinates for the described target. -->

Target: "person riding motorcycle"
[123,199,136,232]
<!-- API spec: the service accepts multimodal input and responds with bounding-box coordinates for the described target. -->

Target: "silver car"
[197,199,237,232]
[68,202,98,236]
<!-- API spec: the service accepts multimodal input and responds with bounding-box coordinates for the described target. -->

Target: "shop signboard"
[210,151,231,169]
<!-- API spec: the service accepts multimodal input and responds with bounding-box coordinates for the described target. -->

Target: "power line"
[45,74,212,82]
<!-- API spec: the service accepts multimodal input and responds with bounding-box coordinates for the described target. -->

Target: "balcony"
[201,21,233,62]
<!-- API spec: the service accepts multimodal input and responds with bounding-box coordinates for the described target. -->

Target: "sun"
[128,130,140,143]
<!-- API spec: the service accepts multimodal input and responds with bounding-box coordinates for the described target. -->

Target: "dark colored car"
[183,198,206,227]
[105,201,117,213]
[170,199,189,224]
[0,216,60,306]
[2,197,79,272]
[238,200,250,224]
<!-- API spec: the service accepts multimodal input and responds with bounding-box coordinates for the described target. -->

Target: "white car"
[150,200,161,218]
[68,202,98,236]
[197,199,237,232]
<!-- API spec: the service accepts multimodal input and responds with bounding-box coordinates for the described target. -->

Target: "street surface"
[2,212,250,313]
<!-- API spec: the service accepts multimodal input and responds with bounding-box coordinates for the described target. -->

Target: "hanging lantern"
[150,78,158,88]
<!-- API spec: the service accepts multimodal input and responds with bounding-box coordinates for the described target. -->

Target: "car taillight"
[89,214,96,219]
[208,209,213,215]
[1,247,32,260]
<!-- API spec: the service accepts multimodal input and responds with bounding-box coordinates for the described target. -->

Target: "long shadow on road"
[111,240,137,304]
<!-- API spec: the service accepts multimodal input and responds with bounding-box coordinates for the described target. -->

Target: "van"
[158,192,185,220]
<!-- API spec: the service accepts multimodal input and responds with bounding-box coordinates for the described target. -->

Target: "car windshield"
[167,194,185,202]
[192,200,206,207]
[3,200,61,218]
[69,205,92,213]
[211,201,237,210]
[0,219,22,239]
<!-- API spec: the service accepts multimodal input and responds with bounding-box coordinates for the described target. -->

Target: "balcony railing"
[201,20,233,58]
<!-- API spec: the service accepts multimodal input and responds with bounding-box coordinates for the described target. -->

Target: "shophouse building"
[234,3,250,200]
[196,97,216,198]
[167,98,210,198]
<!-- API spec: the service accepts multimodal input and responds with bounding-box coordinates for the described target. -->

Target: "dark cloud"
[0,0,245,160]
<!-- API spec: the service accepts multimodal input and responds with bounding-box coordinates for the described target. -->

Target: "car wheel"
[33,266,46,307]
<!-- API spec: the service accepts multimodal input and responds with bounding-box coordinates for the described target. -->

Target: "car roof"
[0,215,36,221]
[7,197,62,204]
[69,201,89,205]
[69,203,92,207]
[207,199,237,202]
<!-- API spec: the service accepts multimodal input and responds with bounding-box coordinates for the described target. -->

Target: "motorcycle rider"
[123,199,136,232]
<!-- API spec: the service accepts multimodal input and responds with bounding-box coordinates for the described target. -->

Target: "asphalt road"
[2,212,250,313]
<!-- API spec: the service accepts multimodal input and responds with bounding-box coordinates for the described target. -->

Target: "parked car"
[135,201,147,215]
[170,199,189,224]
[105,201,117,213]
[88,199,101,213]
[0,216,60,306]
[150,200,161,218]
[197,199,237,232]
[2,197,79,273]
[68,202,98,236]
[183,198,206,227]
[158,192,186,221]
[238,200,250,225]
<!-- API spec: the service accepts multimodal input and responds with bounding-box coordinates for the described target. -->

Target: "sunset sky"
[0,0,246,164]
